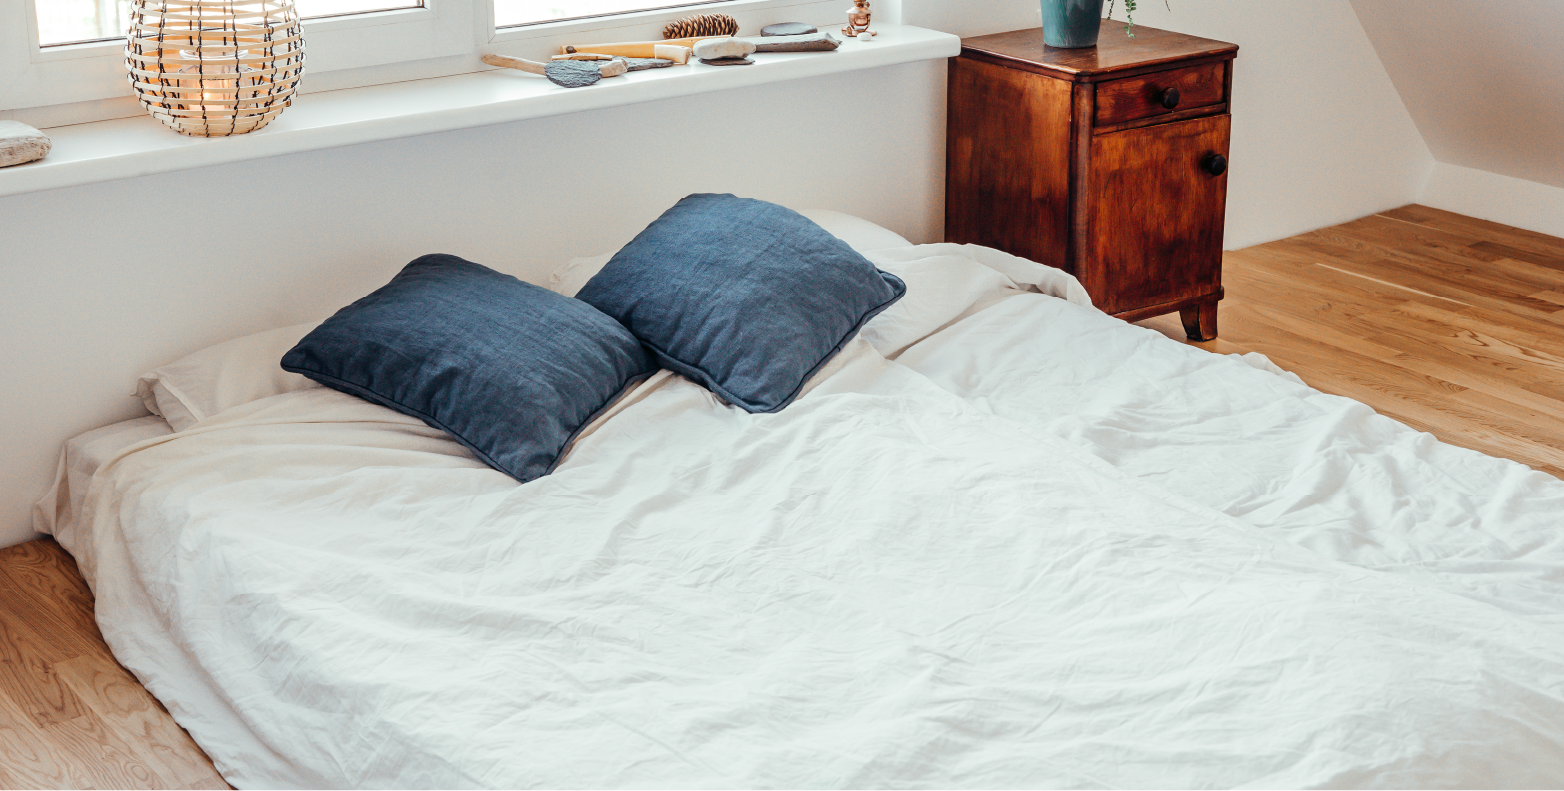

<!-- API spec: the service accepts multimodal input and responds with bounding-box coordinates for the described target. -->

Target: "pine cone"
[662,13,739,39]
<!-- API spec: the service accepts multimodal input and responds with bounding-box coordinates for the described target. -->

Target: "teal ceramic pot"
[1041,0,1106,48]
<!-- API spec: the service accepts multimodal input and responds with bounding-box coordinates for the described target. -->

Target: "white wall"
[1420,162,1564,241]
[0,60,945,548]
[901,0,1435,249]
[1350,0,1564,191]
[1349,0,1564,239]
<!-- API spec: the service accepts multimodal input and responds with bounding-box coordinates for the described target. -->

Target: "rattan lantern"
[125,0,305,137]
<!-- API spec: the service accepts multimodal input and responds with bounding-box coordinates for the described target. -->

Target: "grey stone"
[761,22,816,36]
[699,56,754,66]
[751,32,841,52]
[543,60,603,88]
[618,57,674,71]
[692,38,756,60]
[0,121,50,168]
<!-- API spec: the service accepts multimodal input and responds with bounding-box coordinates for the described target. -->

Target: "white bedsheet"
[44,244,1564,788]
[33,415,172,547]
[876,244,1564,622]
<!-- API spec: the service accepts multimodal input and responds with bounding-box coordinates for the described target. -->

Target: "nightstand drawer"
[1094,61,1226,128]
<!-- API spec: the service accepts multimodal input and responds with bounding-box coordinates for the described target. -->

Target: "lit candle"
[175,48,259,123]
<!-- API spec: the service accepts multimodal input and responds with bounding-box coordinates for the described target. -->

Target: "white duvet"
[45,244,1564,788]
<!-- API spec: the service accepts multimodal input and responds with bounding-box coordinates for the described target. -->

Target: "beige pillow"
[136,322,320,432]
[794,208,913,253]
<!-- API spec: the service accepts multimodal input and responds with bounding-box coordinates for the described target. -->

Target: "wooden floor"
[0,204,1561,789]
[1138,204,1564,478]
[0,540,227,789]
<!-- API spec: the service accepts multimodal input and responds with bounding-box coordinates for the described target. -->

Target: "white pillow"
[794,208,913,253]
[858,250,1018,357]
[545,209,913,297]
[548,252,614,298]
[136,322,320,432]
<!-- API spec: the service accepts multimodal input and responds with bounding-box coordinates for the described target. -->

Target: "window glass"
[36,0,423,48]
[293,0,424,19]
[37,0,135,46]
[494,0,721,29]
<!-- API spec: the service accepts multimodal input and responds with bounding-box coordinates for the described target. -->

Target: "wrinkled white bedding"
[881,245,1564,622]
[44,244,1564,788]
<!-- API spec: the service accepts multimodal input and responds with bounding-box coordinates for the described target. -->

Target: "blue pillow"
[575,194,905,413]
[281,254,656,483]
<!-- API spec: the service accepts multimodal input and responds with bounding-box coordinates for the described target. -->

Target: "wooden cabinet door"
[1085,113,1230,315]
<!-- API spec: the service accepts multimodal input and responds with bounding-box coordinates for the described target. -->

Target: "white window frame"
[1,0,478,111]
[1,0,850,117]
[488,0,839,49]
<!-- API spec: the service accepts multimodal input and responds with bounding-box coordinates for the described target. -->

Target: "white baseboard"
[1419,162,1564,240]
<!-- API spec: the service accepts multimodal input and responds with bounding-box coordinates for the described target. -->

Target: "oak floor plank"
[1284,228,1564,315]
[55,655,227,790]
[1328,214,1516,270]
[1212,307,1472,403]
[1221,297,1406,363]
[39,705,167,790]
[0,591,91,727]
[1397,301,1564,363]
[1375,342,1564,425]
[0,572,109,667]
[1468,241,1564,272]
[0,685,100,789]
[1223,249,1424,319]
[1380,204,1564,261]
[0,540,229,790]
[182,782,223,791]
[1305,216,1564,297]
[0,540,99,634]
[1351,305,1564,376]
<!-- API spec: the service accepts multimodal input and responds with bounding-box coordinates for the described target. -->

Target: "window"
[2,0,475,113]
[36,0,134,46]
[298,0,425,19]
[35,0,426,48]
[2,0,843,120]
[494,0,721,30]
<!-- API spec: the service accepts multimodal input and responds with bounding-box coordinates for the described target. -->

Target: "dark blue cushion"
[575,194,905,413]
[281,254,656,483]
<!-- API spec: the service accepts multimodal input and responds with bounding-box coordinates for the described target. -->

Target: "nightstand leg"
[1180,301,1218,341]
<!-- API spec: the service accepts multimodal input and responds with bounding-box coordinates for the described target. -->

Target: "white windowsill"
[0,24,957,199]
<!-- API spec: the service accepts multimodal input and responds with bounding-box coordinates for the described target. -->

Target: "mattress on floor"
[37,243,1564,788]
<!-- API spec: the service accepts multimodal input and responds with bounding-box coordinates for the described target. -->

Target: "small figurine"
[843,0,875,38]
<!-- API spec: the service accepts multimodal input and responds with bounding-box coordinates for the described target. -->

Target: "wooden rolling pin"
[552,45,692,65]
[560,35,725,58]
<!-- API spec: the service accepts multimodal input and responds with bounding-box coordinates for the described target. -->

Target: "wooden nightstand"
[945,21,1238,340]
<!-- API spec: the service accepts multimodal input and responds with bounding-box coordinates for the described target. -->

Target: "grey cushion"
[281,254,656,482]
[576,194,905,413]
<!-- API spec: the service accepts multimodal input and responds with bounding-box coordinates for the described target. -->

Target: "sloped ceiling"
[1350,0,1564,189]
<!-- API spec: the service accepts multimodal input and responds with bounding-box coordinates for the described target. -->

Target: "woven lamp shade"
[125,0,305,137]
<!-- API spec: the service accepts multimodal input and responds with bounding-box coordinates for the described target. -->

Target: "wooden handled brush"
[559,35,724,58]
[481,54,628,87]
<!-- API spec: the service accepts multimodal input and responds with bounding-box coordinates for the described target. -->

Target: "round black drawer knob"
[1204,153,1228,176]
[1159,87,1181,109]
